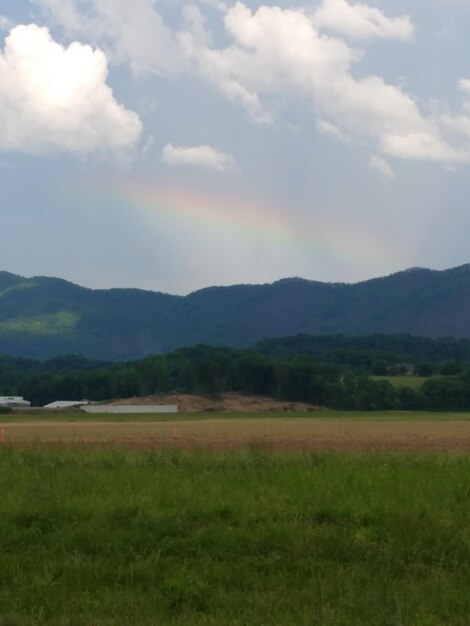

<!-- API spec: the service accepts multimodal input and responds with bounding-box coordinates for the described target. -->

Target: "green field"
[2,408,470,423]
[0,449,469,625]
[371,375,429,389]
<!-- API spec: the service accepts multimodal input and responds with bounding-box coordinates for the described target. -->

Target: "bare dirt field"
[2,419,470,453]
[110,392,319,412]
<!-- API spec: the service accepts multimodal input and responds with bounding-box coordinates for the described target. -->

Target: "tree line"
[1,342,470,411]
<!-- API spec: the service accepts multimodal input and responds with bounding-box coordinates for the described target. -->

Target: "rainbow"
[85,175,403,276]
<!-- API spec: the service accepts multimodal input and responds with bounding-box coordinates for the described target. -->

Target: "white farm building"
[43,401,89,409]
[0,396,31,408]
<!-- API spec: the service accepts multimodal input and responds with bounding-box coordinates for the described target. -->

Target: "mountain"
[1,265,470,359]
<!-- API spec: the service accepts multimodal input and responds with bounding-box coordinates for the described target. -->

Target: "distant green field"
[3,408,470,423]
[371,375,429,389]
[0,449,468,625]
[2,408,470,422]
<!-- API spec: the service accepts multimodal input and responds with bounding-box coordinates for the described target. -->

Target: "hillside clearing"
[371,375,428,389]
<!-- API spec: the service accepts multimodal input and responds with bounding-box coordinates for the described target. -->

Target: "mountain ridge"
[1,264,470,359]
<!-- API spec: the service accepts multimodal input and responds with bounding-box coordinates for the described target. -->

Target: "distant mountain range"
[1,265,470,359]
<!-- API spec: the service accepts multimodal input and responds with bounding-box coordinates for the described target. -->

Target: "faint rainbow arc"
[89,177,401,269]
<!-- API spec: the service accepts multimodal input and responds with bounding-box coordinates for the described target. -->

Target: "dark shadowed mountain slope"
[1,265,470,359]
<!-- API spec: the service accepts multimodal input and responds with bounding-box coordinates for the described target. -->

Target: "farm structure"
[81,404,178,414]
[43,401,89,409]
[0,396,31,408]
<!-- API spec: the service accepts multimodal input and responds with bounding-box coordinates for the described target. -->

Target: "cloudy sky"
[1,0,470,294]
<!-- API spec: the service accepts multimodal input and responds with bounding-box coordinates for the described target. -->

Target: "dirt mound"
[109,392,320,413]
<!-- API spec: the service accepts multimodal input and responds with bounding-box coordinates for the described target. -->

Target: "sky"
[1,0,470,294]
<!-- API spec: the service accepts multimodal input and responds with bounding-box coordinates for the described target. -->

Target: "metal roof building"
[43,401,89,409]
[0,396,31,408]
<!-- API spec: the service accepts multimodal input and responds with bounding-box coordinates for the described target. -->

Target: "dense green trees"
[2,338,470,411]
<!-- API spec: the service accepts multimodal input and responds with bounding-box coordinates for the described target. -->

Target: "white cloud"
[32,0,85,34]
[323,74,460,162]
[93,0,183,75]
[184,3,470,164]
[317,120,351,143]
[314,0,414,41]
[180,2,355,122]
[35,0,183,75]
[369,154,395,179]
[458,78,470,95]
[0,24,142,155]
[162,144,234,171]
[32,0,470,166]
[0,15,13,31]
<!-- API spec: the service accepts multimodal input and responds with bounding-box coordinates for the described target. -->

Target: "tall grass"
[0,449,469,625]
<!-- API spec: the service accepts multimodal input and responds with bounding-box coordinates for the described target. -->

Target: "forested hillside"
[2,265,470,359]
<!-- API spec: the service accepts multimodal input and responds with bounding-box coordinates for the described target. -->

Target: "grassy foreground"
[0,450,469,625]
